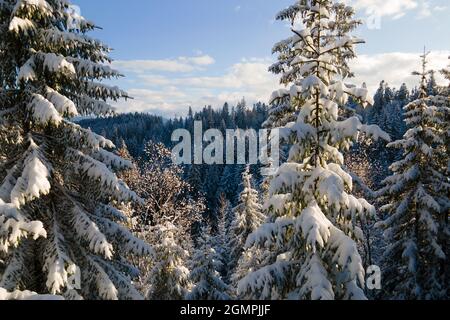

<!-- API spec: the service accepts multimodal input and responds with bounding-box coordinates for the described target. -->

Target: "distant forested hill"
[79,100,270,219]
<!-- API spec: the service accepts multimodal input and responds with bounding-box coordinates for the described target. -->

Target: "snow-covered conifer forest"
[0,0,448,301]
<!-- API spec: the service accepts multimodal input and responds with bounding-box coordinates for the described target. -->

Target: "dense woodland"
[79,79,435,220]
[0,0,448,300]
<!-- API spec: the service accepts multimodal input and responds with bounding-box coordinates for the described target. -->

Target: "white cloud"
[113,55,215,74]
[433,5,448,11]
[417,1,432,18]
[344,0,417,17]
[235,5,241,12]
[343,0,444,19]
[156,60,277,90]
[114,58,278,117]
[114,88,190,117]
[349,51,450,94]
[114,51,449,117]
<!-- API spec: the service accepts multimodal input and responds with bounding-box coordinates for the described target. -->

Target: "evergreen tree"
[0,0,151,299]
[384,85,395,105]
[221,102,230,126]
[394,83,410,139]
[186,226,230,300]
[229,167,265,274]
[368,81,386,125]
[239,0,389,300]
[370,82,396,134]
[217,165,243,205]
[235,98,247,129]
[396,83,410,103]
[186,165,204,195]
[376,51,449,300]
[384,99,406,141]
[145,223,191,300]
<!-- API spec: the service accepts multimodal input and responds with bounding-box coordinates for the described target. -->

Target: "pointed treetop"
[412,47,433,98]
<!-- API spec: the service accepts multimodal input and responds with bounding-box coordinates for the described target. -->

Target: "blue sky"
[73,0,450,117]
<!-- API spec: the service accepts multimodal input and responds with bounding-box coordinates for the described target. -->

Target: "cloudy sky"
[73,0,450,117]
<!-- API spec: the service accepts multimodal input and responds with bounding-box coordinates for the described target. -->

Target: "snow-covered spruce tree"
[376,51,449,300]
[186,226,230,300]
[238,0,390,300]
[0,0,152,299]
[229,166,265,275]
[145,223,191,300]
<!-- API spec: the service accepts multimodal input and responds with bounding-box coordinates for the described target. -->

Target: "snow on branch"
[42,215,79,295]
[92,215,154,257]
[91,255,144,300]
[18,57,37,82]
[296,203,332,251]
[45,87,78,117]
[246,217,294,249]
[73,95,116,116]
[40,28,108,53]
[237,260,292,300]
[38,52,76,75]
[66,57,122,79]
[296,254,334,300]
[68,148,140,203]
[28,93,63,126]
[72,205,114,260]
[84,82,129,101]
[84,254,119,300]
[90,148,134,171]
[10,137,51,207]
[8,17,35,35]
[12,0,52,17]
[95,205,129,223]
[0,200,47,253]
[328,227,365,287]
[64,121,115,150]
[0,287,63,300]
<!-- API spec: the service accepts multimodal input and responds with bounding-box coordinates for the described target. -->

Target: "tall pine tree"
[186,226,230,300]
[229,166,265,275]
[376,51,449,300]
[239,0,389,300]
[145,223,191,300]
[0,0,151,299]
